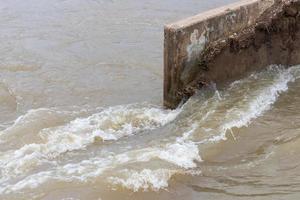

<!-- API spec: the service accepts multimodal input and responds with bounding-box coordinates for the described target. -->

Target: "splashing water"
[1,65,300,199]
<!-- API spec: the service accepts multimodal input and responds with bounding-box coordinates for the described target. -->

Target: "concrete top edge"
[165,0,262,30]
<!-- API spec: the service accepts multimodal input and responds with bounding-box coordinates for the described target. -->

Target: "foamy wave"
[6,103,179,153]
[155,124,201,168]
[53,104,181,142]
[34,104,180,158]
[136,124,201,169]
[107,168,202,192]
[108,169,176,192]
[0,125,199,194]
[158,141,200,168]
[0,103,180,190]
[0,171,54,194]
[209,66,297,142]
[2,66,300,196]
[0,107,87,146]
[107,65,300,192]
[0,154,129,194]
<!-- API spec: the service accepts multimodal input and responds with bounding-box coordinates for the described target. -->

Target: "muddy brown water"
[1,1,300,200]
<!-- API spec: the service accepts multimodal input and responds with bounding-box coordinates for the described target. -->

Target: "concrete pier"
[164,0,300,109]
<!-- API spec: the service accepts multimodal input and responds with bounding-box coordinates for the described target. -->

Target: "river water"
[1,0,300,200]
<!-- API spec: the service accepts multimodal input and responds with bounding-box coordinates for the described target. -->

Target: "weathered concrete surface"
[164,0,300,109]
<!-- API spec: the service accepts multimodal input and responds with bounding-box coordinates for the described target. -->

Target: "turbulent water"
[1,0,300,200]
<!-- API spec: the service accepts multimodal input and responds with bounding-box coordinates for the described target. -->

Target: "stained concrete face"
[163,0,288,109]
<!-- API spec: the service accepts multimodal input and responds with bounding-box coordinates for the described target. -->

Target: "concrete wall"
[164,0,276,109]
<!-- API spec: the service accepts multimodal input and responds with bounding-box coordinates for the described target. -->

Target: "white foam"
[10,104,177,150]
[158,141,201,168]
[2,66,299,195]
[208,66,297,142]
[33,104,180,158]
[0,103,181,194]
[0,125,200,194]
[108,169,176,192]
[0,107,86,145]
[136,124,201,169]
[158,124,201,168]
[0,154,131,194]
